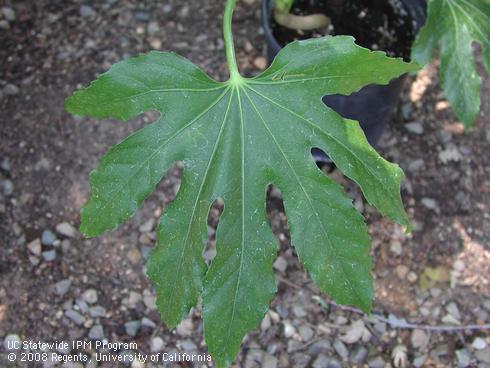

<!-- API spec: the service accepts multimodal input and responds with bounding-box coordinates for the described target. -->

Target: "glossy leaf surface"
[66,36,416,367]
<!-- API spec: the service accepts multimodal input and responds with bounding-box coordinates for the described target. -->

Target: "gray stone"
[88,325,104,340]
[76,298,89,313]
[476,347,490,363]
[180,339,197,351]
[150,337,165,352]
[138,218,155,233]
[82,289,98,304]
[41,230,56,246]
[413,355,427,367]
[27,238,42,256]
[3,84,19,95]
[125,291,142,308]
[368,356,386,368]
[1,7,16,21]
[333,339,348,360]
[42,250,57,261]
[298,325,314,341]
[65,310,85,325]
[401,103,412,120]
[292,304,307,318]
[456,349,472,367]
[262,353,277,368]
[140,245,152,260]
[312,355,342,368]
[409,159,425,171]
[405,121,424,135]
[421,197,439,213]
[80,5,96,17]
[283,321,296,338]
[0,158,11,171]
[134,10,150,22]
[411,329,429,349]
[3,334,21,350]
[349,345,368,364]
[273,256,287,273]
[2,179,13,195]
[124,320,141,337]
[55,222,77,238]
[312,354,329,368]
[472,337,487,350]
[88,306,106,318]
[55,279,72,295]
[308,339,331,355]
[0,20,9,30]
[141,317,156,329]
[143,292,156,310]
[176,318,193,336]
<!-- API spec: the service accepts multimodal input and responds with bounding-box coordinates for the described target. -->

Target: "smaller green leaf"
[411,0,489,128]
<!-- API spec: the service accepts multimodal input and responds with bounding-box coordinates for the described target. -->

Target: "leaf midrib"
[223,86,247,344]
[164,88,235,318]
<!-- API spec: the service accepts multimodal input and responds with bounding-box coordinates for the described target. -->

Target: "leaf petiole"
[223,0,244,85]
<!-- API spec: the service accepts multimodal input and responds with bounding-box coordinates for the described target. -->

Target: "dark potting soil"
[271,0,416,60]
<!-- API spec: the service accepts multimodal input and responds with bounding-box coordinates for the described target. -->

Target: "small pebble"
[138,218,155,233]
[404,121,424,135]
[411,329,429,349]
[2,179,13,195]
[55,222,77,238]
[80,5,96,17]
[472,337,487,350]
[3,84,19,96]
[349,345,368,364]
[82,289,98,304]
[150,336,165,352]
[88,306,106,318]
[27,239,42,256]
[456,349,472,367]
[54,279,72,296]
[368,356,386,368]
[1,6,16,21]
[141,317,156,329]
[124,320,141,337]
[3,334,21,350]
[333,339,348,360]
[88,325,104,340]
[41,230,56,246]
[180,339,197,351]
[42,250,57,262]
[134,10,150,22]
[65,310,85,325]
[176,318,193,336]
[273,256,287,273]
[298,325,314,341]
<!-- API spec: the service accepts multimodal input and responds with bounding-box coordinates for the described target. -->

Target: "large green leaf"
[412,0,490,128]
[66,36,416,367]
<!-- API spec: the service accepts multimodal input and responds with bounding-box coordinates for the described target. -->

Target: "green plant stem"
[223,0,241,82]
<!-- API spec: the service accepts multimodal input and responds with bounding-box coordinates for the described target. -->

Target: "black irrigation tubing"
[278,278,490,332]
[328,300,490,332]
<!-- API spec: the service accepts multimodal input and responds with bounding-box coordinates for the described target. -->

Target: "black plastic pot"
[262,0,426,164]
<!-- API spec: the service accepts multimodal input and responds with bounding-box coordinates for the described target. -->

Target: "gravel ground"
[1,0,489,367]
